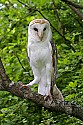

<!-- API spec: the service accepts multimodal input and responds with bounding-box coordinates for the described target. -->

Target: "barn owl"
[26,19,64,101]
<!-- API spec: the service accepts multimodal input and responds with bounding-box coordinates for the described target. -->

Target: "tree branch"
[0,57,83,121]
[61,0,83,9]
[0,57,11,90]
[68,5,83,20]
[61,0,83,20]
[15,53,27,72]
[52,0,64,36]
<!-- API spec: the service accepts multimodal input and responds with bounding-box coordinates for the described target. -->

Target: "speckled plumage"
[29,19,49,26]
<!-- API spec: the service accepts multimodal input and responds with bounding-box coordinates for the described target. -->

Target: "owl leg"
[27,66,40,86]
[45,64,52,95]
[44,64,53,103]
[27,76,40,86]
[38,68,47,95]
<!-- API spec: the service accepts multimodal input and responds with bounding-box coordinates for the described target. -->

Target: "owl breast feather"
[29,42,52,69]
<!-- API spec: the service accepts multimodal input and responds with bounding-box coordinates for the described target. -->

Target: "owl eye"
[34,28,38,32]
[43,27,46,31]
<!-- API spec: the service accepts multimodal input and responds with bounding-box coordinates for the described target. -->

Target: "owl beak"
[38,31,43,41]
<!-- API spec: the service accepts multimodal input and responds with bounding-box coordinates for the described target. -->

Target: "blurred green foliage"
[0,0,83,124]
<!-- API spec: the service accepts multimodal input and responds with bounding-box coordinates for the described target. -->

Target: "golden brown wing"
[50,40,58,96]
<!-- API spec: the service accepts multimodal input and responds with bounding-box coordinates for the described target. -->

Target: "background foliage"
[0,0,83,124]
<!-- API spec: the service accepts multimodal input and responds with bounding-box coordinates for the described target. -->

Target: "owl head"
[28,19,52,42]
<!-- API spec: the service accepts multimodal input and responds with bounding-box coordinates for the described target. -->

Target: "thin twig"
[15,54,26,72]
[52,0,64,36]
[17,0,29,7]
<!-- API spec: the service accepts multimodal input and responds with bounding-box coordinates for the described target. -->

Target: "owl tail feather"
[53,84,64,102]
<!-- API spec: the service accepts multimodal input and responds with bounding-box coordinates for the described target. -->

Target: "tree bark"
[0,57,83,121]
[61,0,83,9]
[52,0,64,36]
[61,0,83,20]
[68,5,83,20]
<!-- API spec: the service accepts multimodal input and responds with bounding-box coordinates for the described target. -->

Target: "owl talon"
[19,84,30,91]
[44,93,53,104]
[44,95,52,101]
[26,84,32,87]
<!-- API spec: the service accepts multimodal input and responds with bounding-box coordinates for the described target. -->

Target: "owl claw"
[26,84,32,87]
[44,92,53,104]
[19,83,31,91]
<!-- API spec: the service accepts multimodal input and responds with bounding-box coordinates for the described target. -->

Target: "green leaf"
[69,81,77,88]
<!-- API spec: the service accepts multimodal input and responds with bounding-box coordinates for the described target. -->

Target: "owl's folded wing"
[49,40,58,77]
[49,40,58,95]
[27,44,31,62]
